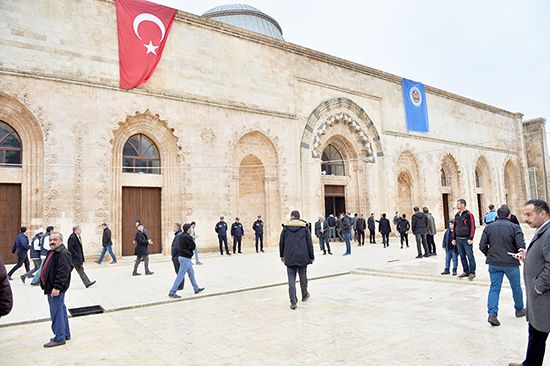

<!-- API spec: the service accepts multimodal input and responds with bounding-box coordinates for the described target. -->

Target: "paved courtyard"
[1,228,545,365]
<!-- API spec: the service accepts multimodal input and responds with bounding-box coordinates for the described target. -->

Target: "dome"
[202,4,284,41]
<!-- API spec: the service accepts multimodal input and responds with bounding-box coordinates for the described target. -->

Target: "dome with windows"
[202,4,284,41]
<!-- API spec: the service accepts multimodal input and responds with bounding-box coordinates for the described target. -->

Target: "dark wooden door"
[442,194,450,225]
[477,194,484,225]
[0,184,21,264]
[122,187,162,256]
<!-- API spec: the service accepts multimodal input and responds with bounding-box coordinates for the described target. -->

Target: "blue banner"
[402,78,430,132]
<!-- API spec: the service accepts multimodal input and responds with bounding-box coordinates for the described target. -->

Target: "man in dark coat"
[397,214,410,249]
[0,255,13,317]
[8,226,30,280]
[378,214,392,248]
[168,223,204,298]
[253,215,265,253]
[356,214,366,246]
[367,213,376,244]
[279,210,314,310]
[67,226,95,288]
[340,213,353,255]
[314,216,331,255]
[510,199,550,366]
[452,199,477,280]
[231,217,244,254]
[133,224,154,276]
[327,214,336,242]
[215,216,230,256]
[170,223,184,290]
[96,223,117,264]
[40,232,72,348]
[412,206,430,258]
[479,205,526,327]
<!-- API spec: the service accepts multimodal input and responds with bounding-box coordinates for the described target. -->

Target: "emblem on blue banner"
[402,78,430,133]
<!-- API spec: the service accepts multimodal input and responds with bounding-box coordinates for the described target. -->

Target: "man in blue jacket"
[8,226,30,280]
[231,217,244,254]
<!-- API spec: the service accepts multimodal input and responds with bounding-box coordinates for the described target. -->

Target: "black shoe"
[85,280,96,288]
[43,340,66,348]
[302,293,310,302]
[322,252,326,255]
[8,276,12,281]
[458,272,469,278]
[441,270,450,275]
[260,249,264,252]
[95,260,101,264]
[194,288,205,294]
[423,254,429,258]
[515,309,526,318]
[488,315,500,326]
[132,272,141,276]
[110,260,117,264]
[50,337,70,342]
[145,271,154,275]
[328,252,333,255]
[20,275,26,284]
[415,255,423,259]
[226,252,231,256]
[290,304,297,310]
[406,245,410,248]
[238,251,242,254]
[169,293,181,299]
[452,271,457,276]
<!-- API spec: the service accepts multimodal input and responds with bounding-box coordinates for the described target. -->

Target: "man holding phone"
[479,205,526,326]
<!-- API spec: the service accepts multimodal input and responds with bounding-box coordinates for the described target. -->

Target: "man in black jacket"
[40,232,71,348]
[67,226,95,288]
[133,224,154,276]
[253,215,264,253]
[168,223,204,298]
[96,223,117,264]
[412,206,430,258]
[8,226,30,280]
[215,216,230,256]
[378,214,392,248]
[397,214,410,249]
[279,210,315,310]
[170,223,184,291]
[452,199,477,280]
[0,255,13,317]
[231,217,244,254]
[367,213,376,244]
[327,214,336,242]
[479,205,526,327]
[314,216,331,255]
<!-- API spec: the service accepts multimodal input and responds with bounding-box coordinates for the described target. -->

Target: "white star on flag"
[144,41,159,55]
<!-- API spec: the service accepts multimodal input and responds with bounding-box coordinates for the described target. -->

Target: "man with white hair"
[67,226,95,288]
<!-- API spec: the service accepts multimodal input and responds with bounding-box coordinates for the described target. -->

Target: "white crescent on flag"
[133,13,167,41]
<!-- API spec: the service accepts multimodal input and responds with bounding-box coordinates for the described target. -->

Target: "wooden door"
[0,184,21,264]
[442,193,450,225]
[122,187,162,256]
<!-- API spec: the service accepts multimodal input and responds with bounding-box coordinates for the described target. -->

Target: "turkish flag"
[115,0,177,90]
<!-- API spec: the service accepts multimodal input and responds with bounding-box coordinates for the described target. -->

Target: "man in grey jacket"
[412,206,430,258]
[509,199,550,366]
[424,207,437,256]
[279,210,315,310]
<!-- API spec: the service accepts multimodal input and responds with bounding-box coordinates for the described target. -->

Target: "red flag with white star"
[115,0,177,90]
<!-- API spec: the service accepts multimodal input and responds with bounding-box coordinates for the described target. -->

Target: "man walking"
[368,213,376,244]
[253,215,265,253]
[215,216,230,255]
[352,213,359,243]
[479,205,526,326]
[425,207,437,256]
[8,226,30,280]
[67,226,95,288]
[21,228,43,283]
[453,199,477,281]
[31,226,53,286]
[393,211,400,237]
[279,210,314,310]
[96,223,117,264]
[170,223,184,291]
[356,214,366,246]
[314,216,332,255]
[231,217,244,254]
[40,232,71,347]
[379,214,391,248]
[0,255,13,317]
[412,206,430,258]
[397,214,410,249]
[190,222,202,265]
[133,224,154,276]
[509,199,550,366]
[340,213,353,255]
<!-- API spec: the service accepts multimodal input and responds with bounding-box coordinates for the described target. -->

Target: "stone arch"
[111,110,184,256]
[474,155,493,224]
[232,131,280,246]
[395,150,422,214]
[0,92,44,229]
[504,159,522,214]
[301,97,383,160]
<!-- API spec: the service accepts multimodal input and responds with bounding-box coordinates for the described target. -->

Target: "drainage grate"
[68,305,105,317]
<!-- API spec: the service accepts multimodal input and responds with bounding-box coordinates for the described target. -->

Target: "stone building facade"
[0,0,547,262]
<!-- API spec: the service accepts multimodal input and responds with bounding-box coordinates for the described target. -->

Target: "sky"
[149,0,549,140]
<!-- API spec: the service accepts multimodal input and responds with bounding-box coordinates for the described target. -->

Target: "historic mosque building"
[0,1,548,262]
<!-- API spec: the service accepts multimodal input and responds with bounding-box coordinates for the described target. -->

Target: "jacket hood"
[284,219,307,232]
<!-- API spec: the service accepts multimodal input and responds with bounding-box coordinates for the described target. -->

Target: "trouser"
[233,236,242,253]
[169,257,199,295]
[47,292,71,343]
[23,258,41,278]
[456,238,476,274]
[427,234,436,254]
[444,249,458,272]
[133,254,151,274]
[523,323,548,366]
[415,233,429,256]
[381,233,390,247]
[287,266,308,305]
[194,247,200,263]
[399,232,409,247]
[369,229,376,243]
[357,230,365,245]
[353,229,358,242]
[171,255,184,290]
[31,255,47,285]
[318,235,331,253]
[255,233,264,252]
[218,236,229,254]
[72,264,92,286]
[487,265,523,316]
[342,232,352,254]
[328,227,336,241]
[98,245,116,263]
[8,255,30,277]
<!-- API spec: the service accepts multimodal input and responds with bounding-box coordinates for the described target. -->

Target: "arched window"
[122,134,161,174]
[321,144,345,176]
[475,170,481,188]
[440,169,448,186]
[0,121,22,167]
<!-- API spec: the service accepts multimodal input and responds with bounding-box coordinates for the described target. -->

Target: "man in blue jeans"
[479,205,526,326]
[340,213,353,256]
[452,199,477,281]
